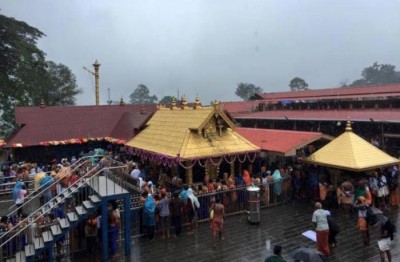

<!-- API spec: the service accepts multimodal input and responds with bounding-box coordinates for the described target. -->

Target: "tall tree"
[289,77,309,91]
[38,61,82,106]
[0,13,81,136]
[235,82,263,101]
[159,95,174,104]
[129,84,158,104]
[350,62,400,86]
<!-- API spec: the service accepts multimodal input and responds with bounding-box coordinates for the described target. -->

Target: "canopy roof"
[125,100,259,160]
[303,121,400,171]
[236,128,329,156]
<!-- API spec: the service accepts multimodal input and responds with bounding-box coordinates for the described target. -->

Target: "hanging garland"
[209,157,223,166]
[237,153,248,163]
[223,154,237,164]
[197,158,208,168]
[247,152,258,163]
[36,136,126,148]
[125,145,259,169]
[178,159,198,169]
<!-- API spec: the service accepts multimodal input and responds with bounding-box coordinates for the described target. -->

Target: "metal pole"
[124,196,131,256]
[101,200,109,261]
[93,60,101,106]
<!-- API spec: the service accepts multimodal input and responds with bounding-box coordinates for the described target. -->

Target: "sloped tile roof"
[125,105,259,159]
[236,109,400,123]
[236,128,325,156]
[303,122,400,171]
[6,104,156,147]
[256,83,400,101]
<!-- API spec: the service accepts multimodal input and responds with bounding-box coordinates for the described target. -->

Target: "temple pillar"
[230,161,235,177]
[186,161,193,185]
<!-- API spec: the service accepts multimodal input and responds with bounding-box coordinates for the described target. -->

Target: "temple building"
[125,97,260,184]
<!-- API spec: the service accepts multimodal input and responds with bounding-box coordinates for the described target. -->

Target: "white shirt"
[312,209,329,231]
[130,168,141,179]
[138,177,146,188]
[16,189,27,205]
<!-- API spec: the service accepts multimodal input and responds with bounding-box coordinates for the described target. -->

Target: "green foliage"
[129,84,158,104]
[289,77,309,91]
[235,82,263,101]
[350,62,400,86]
[0,13,81,136]
[159,95,174,104]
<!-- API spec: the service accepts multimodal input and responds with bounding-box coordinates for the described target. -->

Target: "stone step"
[75,205,87,216]
[48,200,56,209]
[25,244,35,257]
[51,224,62,236]
[15,251,25,262]
[67,212,79,222]
[83,200,94,210]
[33,237,44,250]
[69,186,77,194]
[40,206,49,215]
[59,218,70,229]
[42,230,53,243]
[89,195,101,204]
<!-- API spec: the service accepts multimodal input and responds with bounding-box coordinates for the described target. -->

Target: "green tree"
[159,95,174,104]
[0,13,81,135]
[235,82,263,101]
[289,77,309,91]
[38,61,82,106]
[350,62,400,86]
[129,84,158,104]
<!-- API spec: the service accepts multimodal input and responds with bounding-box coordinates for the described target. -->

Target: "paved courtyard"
[110,200,400,262]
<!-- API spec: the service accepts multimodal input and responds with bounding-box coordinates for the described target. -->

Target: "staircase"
[1,156,130,262]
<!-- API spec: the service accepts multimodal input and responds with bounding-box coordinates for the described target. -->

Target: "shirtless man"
[210,197,225,247]
[108,201,120,258]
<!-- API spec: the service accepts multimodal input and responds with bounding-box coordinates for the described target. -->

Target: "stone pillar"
[186,162,193,185]
[230,161,235,177]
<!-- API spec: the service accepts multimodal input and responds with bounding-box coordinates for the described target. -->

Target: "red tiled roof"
[6,104,156,147]
[109,112,153,139]
[236,109,400,123]
[220,101,260,117]
[236,127,323,156]
[256,84,400,101]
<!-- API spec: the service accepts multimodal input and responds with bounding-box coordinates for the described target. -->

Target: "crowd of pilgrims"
[0,149,399,258]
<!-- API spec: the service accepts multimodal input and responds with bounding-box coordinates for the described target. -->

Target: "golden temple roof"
[303,121,400,171]
[125,102,259,159]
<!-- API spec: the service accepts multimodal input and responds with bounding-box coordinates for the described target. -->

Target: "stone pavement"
[106,200,400,262]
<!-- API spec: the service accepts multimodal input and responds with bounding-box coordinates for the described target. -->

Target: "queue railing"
[6,153,104,218]
[0,162,129,260]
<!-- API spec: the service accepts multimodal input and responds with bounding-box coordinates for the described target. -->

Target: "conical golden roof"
[304,121,399,171]
[125,103,259,159]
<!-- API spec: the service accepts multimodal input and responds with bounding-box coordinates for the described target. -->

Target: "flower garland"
[36,137,126,147]
[126,146,259,170]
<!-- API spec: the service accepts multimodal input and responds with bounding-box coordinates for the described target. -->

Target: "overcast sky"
[2,0,400,105]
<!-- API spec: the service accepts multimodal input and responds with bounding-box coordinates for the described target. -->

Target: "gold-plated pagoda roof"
[125,103,259,159]
[304,121,400,171]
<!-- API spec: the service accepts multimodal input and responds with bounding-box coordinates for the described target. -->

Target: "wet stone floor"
[80,200,400,262]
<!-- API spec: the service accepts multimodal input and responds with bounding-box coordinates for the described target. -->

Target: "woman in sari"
[142,194,156,240]
[272,170,283,203]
